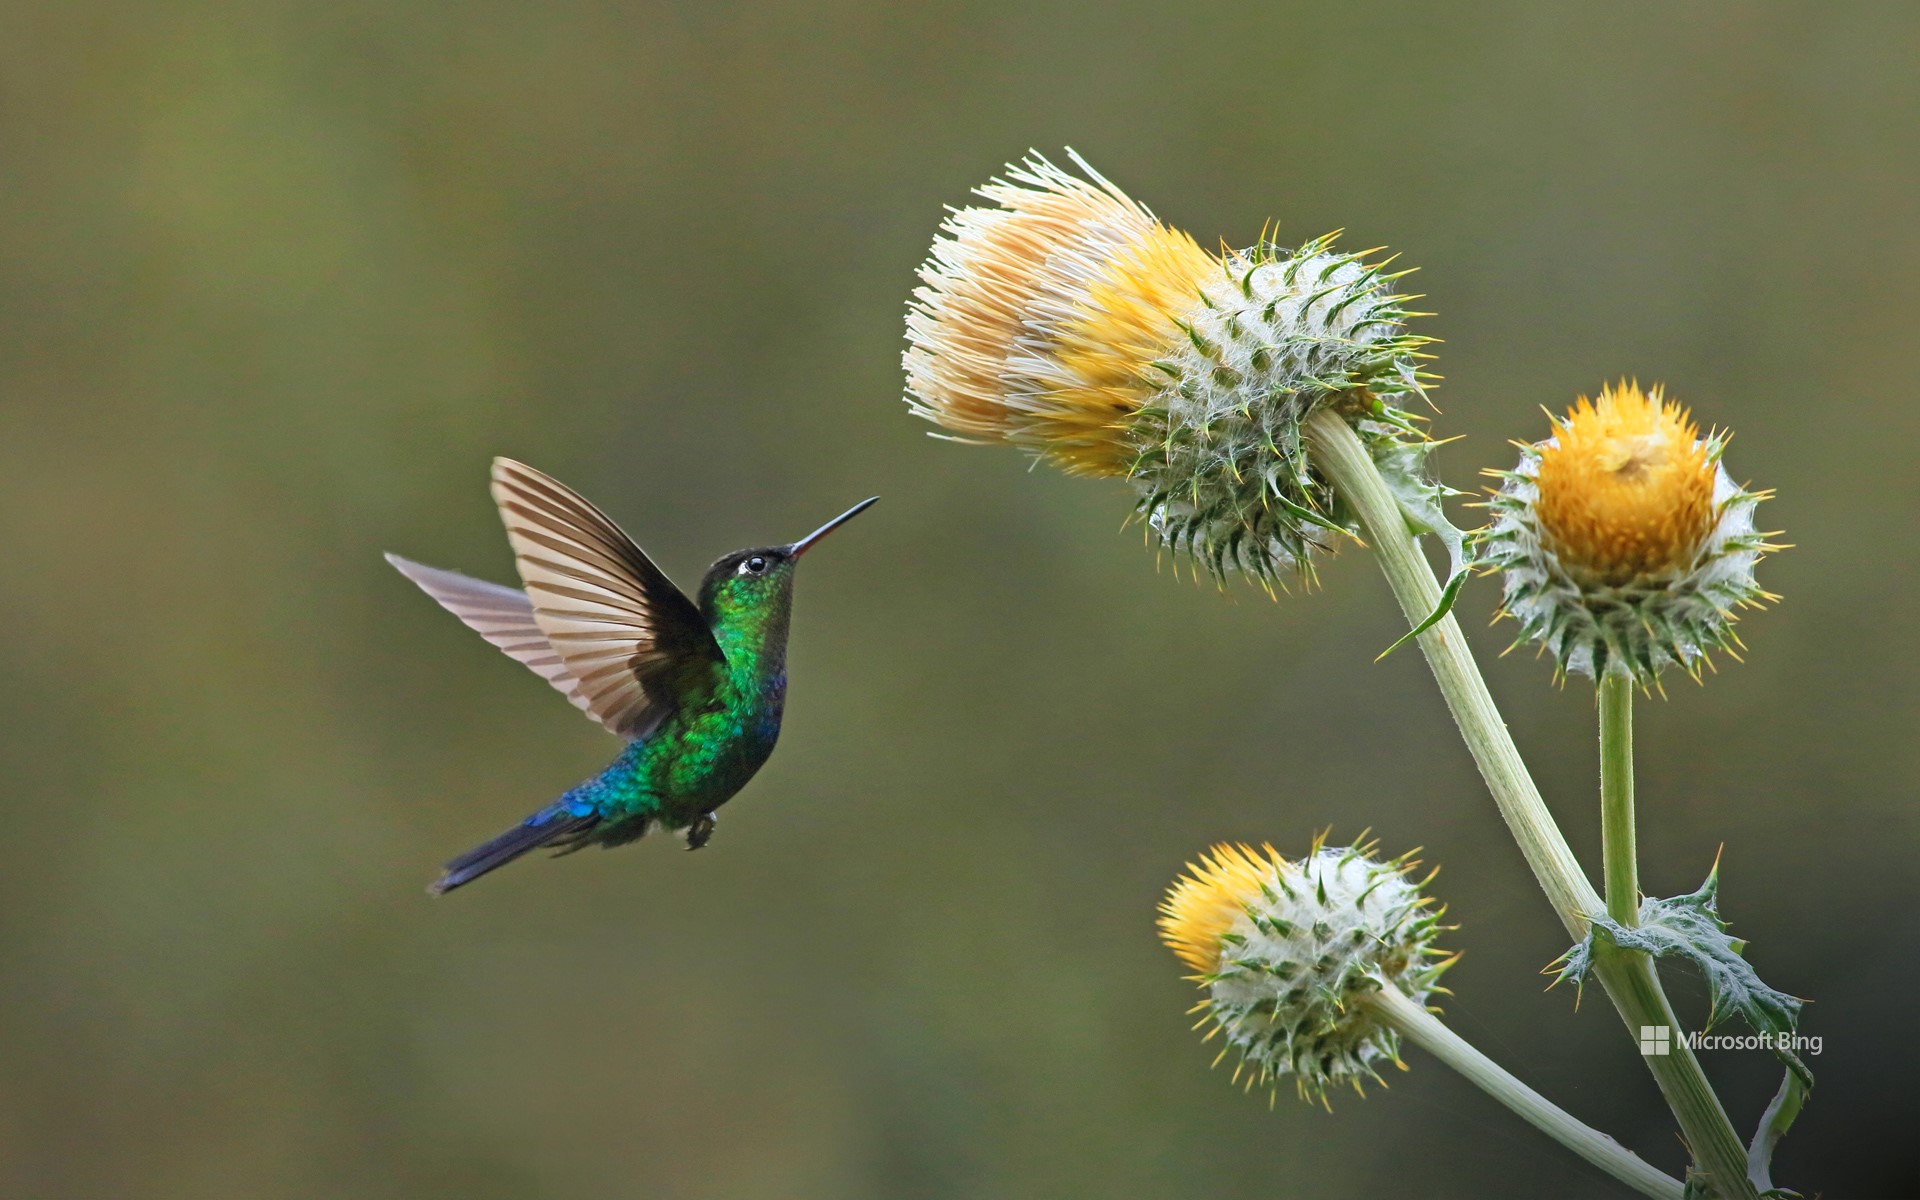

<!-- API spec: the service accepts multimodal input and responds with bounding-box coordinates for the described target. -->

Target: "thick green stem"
[1594,674,1754,1196]
[1599,673,1639,927]
[1601,950,1757,1199]
[1303,409,1758,1199]
[1369,987,1683,1199]
[1302,408,1599,938]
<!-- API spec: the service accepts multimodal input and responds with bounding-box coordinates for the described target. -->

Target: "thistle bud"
[1158,837,1453,1106]
[1481,382,1779,684]
[904,153,1439,585]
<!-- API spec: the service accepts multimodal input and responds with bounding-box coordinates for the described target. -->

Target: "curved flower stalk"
[1159,837,1681,1199]
[1480,382,1779,685]
[905,152,1444,586]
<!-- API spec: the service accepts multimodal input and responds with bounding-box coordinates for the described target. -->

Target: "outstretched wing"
[384,554,596,719]
[490,457,725,739]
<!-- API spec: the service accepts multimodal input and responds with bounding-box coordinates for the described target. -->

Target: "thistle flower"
[1158,836,1453,1106]
[1481,382,1779,684]
[904,152,1440,585]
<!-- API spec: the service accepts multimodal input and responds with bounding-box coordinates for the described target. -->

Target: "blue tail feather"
[429,804,598,895]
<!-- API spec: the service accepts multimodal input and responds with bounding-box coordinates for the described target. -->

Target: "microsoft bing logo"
[1637,1024,1822,1057]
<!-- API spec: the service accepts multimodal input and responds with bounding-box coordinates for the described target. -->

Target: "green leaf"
[1364,429,1476,659]
[1553,861,1812,1088]
[1746,1069,1807,1197]
[1374,567,1467,662]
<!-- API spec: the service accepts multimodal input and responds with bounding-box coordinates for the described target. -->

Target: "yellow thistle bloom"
[905,152,1440,583]
[1532,383,1716,585]
[1482,381,1779,683]
[1159,836,1452,1106]
[904,158,1216,477]
[1160,842,1286,973]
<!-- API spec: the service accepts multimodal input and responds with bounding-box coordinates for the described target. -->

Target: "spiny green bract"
[1128,235,1439,586]
[1195,844,1453,1107]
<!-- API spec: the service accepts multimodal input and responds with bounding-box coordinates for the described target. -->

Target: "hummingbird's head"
[696,497,878,626]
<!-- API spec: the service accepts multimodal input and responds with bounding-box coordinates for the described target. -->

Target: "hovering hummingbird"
[388,458,877,894]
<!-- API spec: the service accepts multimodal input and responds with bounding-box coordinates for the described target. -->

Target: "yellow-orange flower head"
[905,152,1440,585]
[1159,837,1452,1106]
[1533,384,1716,585]
[1159,842,1290,974]
[1482,381,1779,683]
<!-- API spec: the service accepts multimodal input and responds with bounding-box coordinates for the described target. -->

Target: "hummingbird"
[387,457,877,894]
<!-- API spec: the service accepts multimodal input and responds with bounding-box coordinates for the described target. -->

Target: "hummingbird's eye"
[742,555,768,575]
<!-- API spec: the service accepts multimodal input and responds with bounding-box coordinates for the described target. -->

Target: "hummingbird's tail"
[429,805,598,895]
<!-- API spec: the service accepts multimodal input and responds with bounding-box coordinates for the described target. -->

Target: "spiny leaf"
[1376,568,1468,662]
[1554,862,1812,1088]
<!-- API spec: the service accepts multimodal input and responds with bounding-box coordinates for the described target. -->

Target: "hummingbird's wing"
[383,554,597,719]
[489,457,726,740]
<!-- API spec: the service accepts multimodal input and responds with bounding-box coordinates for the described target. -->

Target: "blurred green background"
[0,2,1911,1196]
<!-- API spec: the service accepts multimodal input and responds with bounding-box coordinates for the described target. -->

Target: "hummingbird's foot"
[685,812,718,851]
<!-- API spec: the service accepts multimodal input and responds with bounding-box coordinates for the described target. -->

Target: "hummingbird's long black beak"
[789,496,879,557]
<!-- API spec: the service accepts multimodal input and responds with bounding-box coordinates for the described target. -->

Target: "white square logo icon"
[1639,1025,1671,1056]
